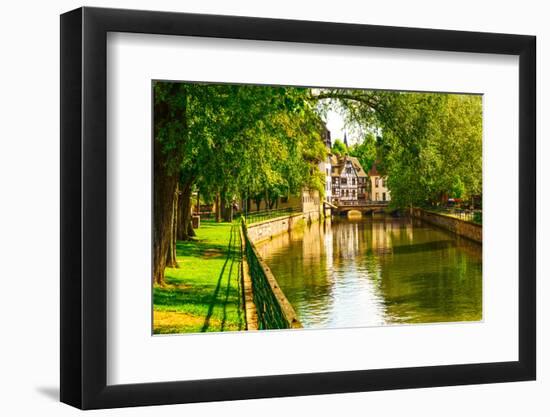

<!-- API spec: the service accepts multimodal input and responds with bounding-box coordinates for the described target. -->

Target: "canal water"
[255,216,482,329]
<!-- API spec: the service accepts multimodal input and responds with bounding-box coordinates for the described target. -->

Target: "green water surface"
[255,216,482,328]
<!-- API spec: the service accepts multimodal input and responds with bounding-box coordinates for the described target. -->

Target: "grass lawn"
[153,220,245,334]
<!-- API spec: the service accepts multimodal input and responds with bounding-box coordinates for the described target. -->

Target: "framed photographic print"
[60,6,536,409]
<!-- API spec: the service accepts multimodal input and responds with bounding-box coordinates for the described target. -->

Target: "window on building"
[375,178,379,187]
[352,178,356,185]
[382,192,386,201]
[352,189,356,197]
[346,167,352,174]
[375,192,379,200]
[341,178,347,185]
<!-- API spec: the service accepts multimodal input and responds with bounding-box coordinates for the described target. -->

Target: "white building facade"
[368,164,391,202]
[330,155,368,204]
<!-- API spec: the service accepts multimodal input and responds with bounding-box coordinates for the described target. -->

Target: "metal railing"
[243,206,302,224]
[241,221,302,330]
[336,199,389,207]
[429,208,482,224]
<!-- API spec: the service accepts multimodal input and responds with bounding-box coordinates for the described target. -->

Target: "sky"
[325,107,382,147]
[325,109,359,146]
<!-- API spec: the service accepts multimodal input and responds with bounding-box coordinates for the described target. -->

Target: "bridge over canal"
[326,200,390,215]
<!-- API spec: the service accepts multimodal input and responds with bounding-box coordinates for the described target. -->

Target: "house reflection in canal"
[255,216,482,329]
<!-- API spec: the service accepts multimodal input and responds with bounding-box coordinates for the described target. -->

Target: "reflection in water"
[256,216,482,329]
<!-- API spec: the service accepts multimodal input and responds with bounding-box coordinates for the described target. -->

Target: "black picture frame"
[60,6,536,410]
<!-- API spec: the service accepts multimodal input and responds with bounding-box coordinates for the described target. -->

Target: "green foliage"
[378,93,482,208]
[450,176,465,199]
[473,211,482,224]
[155,83,482,213]
[348,132,377,172]
[156,83,327,206]
[331,139,347,156]
[153,82,189,175]
[311,89,482,209]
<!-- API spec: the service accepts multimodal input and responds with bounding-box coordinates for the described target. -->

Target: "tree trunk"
[215,192,222,223]
[176,179,197,241]
[196,190,200,216]
[221,189,233,222]
[176,185,185,241]
[153,141,179,286]
[220,194,227,222]
[187,215,196,237]
[187,189,196,237]
[152,82,186,286]
[185,184,196,237]
[223,204,233,222]
[166,184,179,268]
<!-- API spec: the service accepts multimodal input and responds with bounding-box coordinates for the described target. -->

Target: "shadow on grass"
[154,221,244,333]
[221,225,240,331]
[175,240,227,259]
[201,224,235,332]
[154,286,214,308]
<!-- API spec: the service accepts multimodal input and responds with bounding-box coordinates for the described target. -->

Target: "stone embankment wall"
[412,208,482,243]
[246,209,321,244]
[241,213,309,330]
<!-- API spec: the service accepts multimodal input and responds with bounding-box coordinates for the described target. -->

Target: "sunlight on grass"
[153,220,245,334]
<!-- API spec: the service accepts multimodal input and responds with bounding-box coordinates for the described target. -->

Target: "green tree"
[375,93,482,208]
[312,89,482,209]
[331,139,347,156]
[153,82,189,285]
[154,83,329,284]
[349,132,377,172]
